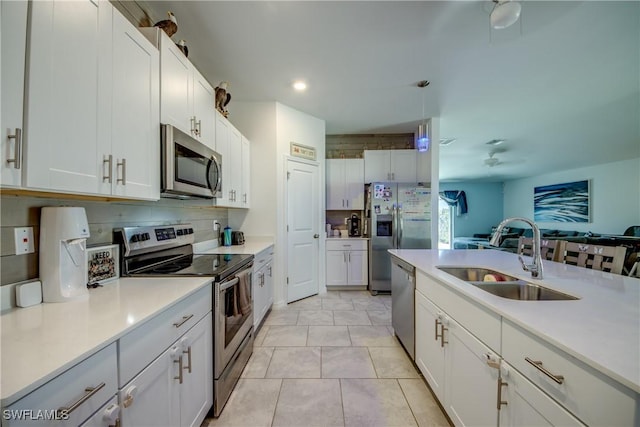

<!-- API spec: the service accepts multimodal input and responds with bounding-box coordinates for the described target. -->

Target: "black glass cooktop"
[130,253,253,279]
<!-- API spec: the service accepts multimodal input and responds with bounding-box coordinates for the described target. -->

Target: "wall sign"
[290,142,316,160]
[534,180,590,222]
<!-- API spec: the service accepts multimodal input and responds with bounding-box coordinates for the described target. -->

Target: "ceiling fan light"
[491,1,521,30]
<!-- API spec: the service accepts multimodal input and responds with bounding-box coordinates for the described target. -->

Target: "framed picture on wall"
[534,180,590,222]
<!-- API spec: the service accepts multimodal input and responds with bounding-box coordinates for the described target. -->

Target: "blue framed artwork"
[534,180,590,222]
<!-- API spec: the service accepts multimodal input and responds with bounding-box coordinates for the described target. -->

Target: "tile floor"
[204,290,451,427]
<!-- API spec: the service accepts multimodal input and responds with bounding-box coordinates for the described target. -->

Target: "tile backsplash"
[0,194,228,286]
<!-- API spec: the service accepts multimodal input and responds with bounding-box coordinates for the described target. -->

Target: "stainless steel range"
[114,224,254,417]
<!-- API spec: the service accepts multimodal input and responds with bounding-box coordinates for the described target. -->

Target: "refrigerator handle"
[398,206,403,248]
[392,204,398,248]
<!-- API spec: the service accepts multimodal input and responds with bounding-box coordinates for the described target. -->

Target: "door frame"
[283,155,325,303]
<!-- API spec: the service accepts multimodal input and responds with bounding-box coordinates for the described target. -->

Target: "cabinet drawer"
[502,320,637,426]
[4,343,117,427]
[417,271,500,352]
[326,239,367,251]
[119,285,212,386]
[254,245,274,268]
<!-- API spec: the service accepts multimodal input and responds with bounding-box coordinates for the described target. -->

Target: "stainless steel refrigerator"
[365,183,431,294]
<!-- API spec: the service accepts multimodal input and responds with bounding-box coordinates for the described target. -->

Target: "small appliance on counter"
[348,214,361,237]
[39,207,91,302]
[223,226,232,246]
[231,231,245,245]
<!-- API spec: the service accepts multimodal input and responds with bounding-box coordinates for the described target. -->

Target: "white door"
[192,69,215,149]
[364,150,390,182]
[286,159,320,302]
[415,291,446,402]
[345,158,365,209]
[391,150,417,182]
[326,250,347,286]
[347,251,366,285]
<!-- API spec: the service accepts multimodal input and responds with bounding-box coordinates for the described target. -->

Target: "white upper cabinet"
[23,1,159,200]
[106,9,160,200]
[215,111,249,209]
[142,28,216,150]
[326,159,364,210]
[1,0,28,187]
[364,149,417,183]
[241,136,251,208]
[25,0,104,194]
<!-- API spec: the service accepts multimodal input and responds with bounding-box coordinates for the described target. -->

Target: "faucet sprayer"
[490,217,543,279]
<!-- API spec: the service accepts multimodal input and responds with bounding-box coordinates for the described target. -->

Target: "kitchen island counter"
[0,276,211,406]
[389,249,640,394]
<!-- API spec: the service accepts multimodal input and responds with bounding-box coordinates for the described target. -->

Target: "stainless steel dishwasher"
[391,255,416,360]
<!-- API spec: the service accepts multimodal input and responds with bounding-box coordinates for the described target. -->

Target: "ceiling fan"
[483,151,502,167]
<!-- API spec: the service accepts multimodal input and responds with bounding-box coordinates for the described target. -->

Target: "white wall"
[503,158,640,235]
[230,102,326,306]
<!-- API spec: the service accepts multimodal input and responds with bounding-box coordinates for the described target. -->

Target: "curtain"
[439,190,468,215]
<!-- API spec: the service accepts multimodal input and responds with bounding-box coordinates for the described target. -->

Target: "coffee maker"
[40,207,91,302]
[348,214,361,237]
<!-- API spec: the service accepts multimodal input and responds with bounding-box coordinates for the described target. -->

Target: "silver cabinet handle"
[392,172,395,180]
[58,382,105,415]
[343,252,347,263]
[196,119,201,136]
[183,346,192,374]
[6,128,22,169]
[348,252,351,263]
[103,155,113,183]
[190,117,197,135]
[174,355,184,384]
[267,265,272,276]
[346,200,349,207]
[173,314,194,328]
[243,193,247,204]
[117,158,126,185]
[497,378,508,410]
[525,357,565,384]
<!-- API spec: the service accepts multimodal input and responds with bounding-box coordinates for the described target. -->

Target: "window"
[438,197,454,249]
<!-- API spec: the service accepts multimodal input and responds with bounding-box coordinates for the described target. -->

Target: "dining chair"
[559,241,627,274]
[517,237,561,262]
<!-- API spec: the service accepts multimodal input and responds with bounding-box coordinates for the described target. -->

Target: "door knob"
[313,234,319,238]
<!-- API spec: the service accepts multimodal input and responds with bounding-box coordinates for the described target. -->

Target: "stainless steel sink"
[437,266,518,282]
[437,266,579,301]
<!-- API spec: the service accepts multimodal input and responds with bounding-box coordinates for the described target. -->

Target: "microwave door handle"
[207,156,222,194]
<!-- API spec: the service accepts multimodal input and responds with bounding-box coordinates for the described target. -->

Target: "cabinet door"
[214,111,231,207]
[415,290,445,402]
[326,159,346,209]
[344,159,365,209]
[192,69,215,149]
[499,362,584,427]
[1,0,27,187]
[110,9,160,200]
[228,125,243,207]
[25,0,104,193]
[265,259,274,308]
[364,150,390,183]
[119,345,180,427]
[252,265,266,329]
[390,150,417,182]
[160,34,192,136]
[240,136,251,208]
[79,396,119,427]
[179,313,213,427]
[347,250,367,286]
[444,315,499,427]
[326,250,348,286]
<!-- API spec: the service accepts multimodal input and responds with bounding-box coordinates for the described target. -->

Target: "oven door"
[161,124,222,199]
[214,265,253,378]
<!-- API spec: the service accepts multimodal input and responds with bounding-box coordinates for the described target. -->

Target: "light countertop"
[326,237,369,240]
[0,276,211,406]
[193,236,274,255]
[388,249,640,393]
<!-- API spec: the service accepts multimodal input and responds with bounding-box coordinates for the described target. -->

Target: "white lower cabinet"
[253,245,275,329]
[325,239,368,287]
[3,343,118,427]
[414,289,499,426]
[498,362,583,426]
[119,312,212,427]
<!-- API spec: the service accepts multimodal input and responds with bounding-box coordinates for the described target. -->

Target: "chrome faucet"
[489,217,543,279]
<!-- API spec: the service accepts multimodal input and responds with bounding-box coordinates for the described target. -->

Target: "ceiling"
[142,1,640,183]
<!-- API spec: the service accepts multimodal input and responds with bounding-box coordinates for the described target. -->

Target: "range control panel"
[114,224,195,256]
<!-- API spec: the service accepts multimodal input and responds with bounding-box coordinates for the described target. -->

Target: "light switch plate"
[14,227,35,255]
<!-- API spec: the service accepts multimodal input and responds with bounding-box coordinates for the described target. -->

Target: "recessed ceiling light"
[293,81,307,91]
[486,139,505,146]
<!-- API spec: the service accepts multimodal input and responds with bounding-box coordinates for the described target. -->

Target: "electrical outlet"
[213,220,220,231]
[14,227,35,255]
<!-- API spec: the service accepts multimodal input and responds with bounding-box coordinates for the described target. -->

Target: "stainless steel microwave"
[161,124,222,199]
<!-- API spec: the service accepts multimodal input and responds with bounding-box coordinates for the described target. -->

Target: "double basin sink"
[437,267,579,301]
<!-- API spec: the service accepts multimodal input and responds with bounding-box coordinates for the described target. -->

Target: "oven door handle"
[219,277,240,292]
